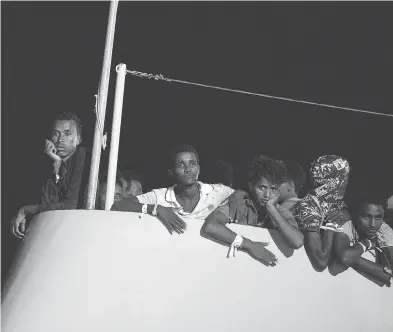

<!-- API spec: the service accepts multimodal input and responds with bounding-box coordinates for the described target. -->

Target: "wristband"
[139,203,148,219]
[227,234,244,258]
[320,222,343,232]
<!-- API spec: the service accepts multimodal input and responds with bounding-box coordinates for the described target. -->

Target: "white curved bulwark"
[2,210,393,332]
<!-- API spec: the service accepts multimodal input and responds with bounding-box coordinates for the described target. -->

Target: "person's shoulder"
[380,221,393,231]
[379,222,393,238]
[293,193,320,212]
[224,190,250,210]
[281,197,301,211]
[377,222,393,247]
[216,184,234,195]
[198,182,235,198]
[229,189,248,200]
[76,145,88,158]
[201,182,232,191]
[209,183,230,189]
[69,146,88,165]
[141,187,168,195]
[337,220,355,239]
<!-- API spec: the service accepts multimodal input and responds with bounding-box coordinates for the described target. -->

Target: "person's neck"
[61,148,77,163]
[175,182,200,199]
[249,195,266,213]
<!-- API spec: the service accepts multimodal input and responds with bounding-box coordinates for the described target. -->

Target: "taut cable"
[125,69,393,118]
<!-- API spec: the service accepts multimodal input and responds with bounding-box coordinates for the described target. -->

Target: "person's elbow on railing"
[111,195,187,235]
[203,210,278,267]
[303,230,335,272]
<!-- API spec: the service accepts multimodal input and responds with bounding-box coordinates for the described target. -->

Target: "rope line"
[125,69,393,118]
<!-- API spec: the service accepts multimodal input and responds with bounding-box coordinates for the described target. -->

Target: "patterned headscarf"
[292,155,350,232]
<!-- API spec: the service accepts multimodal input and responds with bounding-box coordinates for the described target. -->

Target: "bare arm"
[11,204,40,239]
[111,195,155,213]
[20,204,40,216]
[112,196,187,235]
[304,230,335,272]
[331,233,391,286]
[203,210,253,249]
[266,203,303,249]
[352,258,391,287]
[202,210,278,266]
[333,233,365,267]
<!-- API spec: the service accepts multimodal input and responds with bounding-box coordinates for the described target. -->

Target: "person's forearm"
[330,256,387,286]
[39,200,79,212]
[339,243,366,267]
[19,204,39,216]
[204,221,238,246]
[111,198,155,213]
[352,257,391,286]
[267,205,303,249]
[204,220,253,251]
[316,230,334,261]
[305,230,335,271]
[353,267,386,287]
[52,161,61,175]
[329,260,349,276]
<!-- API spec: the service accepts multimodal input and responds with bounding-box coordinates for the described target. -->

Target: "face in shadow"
[354,203,384,238]
[122,180,143,198]
[98,182,123,210]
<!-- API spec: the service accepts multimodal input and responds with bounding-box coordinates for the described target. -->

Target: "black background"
[2,1,393,281]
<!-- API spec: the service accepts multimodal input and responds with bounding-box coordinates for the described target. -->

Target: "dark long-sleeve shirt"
[38,146,90,213]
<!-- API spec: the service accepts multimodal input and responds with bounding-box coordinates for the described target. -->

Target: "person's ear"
[76,134,82,146]
[287,181,295,192]
[248,181,253,192]
[196,168,200,180]
[168,168,174,178]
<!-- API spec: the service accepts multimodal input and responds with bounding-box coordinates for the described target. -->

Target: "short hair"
[247,155,288,185]
[99,168,144,191]
[351,193,388,215]
[203,159,234,187]
[118,169,144,192]
[52,112,83,136]
[168,144,199,168]
[284,160,306,194]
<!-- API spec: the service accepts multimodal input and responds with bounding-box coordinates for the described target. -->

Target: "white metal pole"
[86,0,119,209]
[105,64,127,210]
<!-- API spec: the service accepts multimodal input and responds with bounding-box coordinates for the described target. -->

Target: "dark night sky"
[2,2,393,274]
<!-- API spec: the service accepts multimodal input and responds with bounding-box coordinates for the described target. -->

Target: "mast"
[86,0,119,209]
[104,64,127,210]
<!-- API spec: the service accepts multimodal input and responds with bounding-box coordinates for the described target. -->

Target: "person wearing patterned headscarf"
[329,195,393,287]
[291,155,351,272]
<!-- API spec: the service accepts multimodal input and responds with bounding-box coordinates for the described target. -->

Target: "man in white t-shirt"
[111,144,234,234]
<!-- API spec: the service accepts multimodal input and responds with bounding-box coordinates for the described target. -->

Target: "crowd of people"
[10,112,393,288]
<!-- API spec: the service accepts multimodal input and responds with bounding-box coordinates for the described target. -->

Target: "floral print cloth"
[292,155,350,232]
